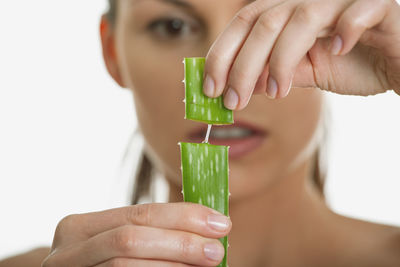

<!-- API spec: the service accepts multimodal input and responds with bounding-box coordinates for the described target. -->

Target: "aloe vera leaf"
[180,142,229,267]
[184,57,233,125]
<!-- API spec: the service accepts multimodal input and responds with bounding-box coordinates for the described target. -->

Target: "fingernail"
[204,242,225,261]
[224,88,239,110]
[207,214,230,231]
[266,76,278,99]
[330,35,343,55]
[284,77,293,97]
[203,75,215,97]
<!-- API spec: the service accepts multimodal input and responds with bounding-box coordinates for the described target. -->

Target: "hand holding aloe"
[180,57,233,267]
[43,58,232,267]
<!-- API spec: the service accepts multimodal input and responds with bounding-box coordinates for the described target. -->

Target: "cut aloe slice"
[180,142,229,267]
[184,57,233,125]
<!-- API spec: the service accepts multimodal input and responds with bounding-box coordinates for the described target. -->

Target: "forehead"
[117,0,258,24]
[123,0,255,8]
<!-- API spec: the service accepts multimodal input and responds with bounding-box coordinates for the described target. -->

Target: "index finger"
[73,202,231,239]
[203,0,282,99]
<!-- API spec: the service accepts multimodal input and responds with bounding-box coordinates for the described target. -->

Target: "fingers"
[205,0,400,109]
[203,0,283,99]
[46,203,231,267]
[96,258,194,267]
[204,0,342,109]
[253,64,270,95]
[332,0,393,56]
[47,225,225,267]
[266,1,346,98]
[57,203,231,243]
[223,1,295,109]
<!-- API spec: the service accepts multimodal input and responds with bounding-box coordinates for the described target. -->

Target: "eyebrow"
[132,0,195,10]
[156,0,194,9]
[133,0,256,9]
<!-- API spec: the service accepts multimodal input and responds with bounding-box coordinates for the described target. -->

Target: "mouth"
[187,120,268,159]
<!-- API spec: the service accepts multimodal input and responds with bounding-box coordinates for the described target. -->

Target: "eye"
[147,17,199,40]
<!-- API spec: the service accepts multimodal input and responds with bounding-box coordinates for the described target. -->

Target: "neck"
[168,158,325,219]
[167,159,332,264]
[166,160,400,266]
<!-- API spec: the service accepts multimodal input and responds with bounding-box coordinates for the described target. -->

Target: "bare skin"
[2,0,400,266]
[0,248,49,267]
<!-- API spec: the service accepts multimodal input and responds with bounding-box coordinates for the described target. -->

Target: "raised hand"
[203,0,400,110]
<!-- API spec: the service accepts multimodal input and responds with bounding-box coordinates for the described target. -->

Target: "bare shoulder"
[382,226,400,266]
[0,247,50,267]
[337,214,400,266]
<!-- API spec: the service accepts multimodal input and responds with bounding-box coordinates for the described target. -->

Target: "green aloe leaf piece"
[180,142,229,267]
[184,57,233,125]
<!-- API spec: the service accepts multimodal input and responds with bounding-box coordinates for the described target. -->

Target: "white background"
[0,0,399,260]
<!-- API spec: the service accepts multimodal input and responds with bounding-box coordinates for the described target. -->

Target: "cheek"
[119,40,196,187]
[274,88,324,168]
[133,67,185,184]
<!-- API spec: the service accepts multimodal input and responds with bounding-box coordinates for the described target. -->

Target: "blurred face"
[108,0,324,200]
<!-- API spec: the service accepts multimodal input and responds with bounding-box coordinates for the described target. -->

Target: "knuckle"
[55,214,79,236]
[235,4,259,25]
[268,57,287,79]
[182,203,208,221]
[112,226,137,253]
[294,2,320,24]
[229,67,252,93]
[258,12,282,33]
[178,234,196,259]
[342,16,366,31]
[228,72,252,108]
[128,204,151,225]
[206,49,226,71]
[269,63,285,79]
[177,210,192,227]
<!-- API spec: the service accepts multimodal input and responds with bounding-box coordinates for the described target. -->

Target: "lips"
[187,120,268,159]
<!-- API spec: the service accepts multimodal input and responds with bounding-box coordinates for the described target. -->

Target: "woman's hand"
[203,0,400,110]
[42,203,231,267]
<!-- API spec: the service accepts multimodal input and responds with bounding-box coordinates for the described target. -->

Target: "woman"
[2,0,400,266]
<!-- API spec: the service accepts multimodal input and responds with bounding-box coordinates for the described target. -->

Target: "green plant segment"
[180,142,229,267]
[184,57,233,125]
[181,57,231,267]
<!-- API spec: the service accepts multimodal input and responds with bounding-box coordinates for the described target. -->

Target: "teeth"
[210,127,253,139]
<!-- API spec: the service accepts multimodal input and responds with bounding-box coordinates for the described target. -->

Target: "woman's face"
[106,0,324,200]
